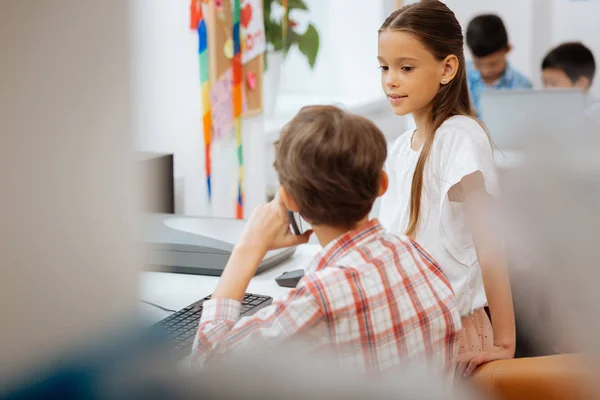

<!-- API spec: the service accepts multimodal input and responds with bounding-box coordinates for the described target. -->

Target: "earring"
[441,78,447,84]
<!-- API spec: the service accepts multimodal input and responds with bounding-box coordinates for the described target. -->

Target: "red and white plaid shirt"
[192,220,461,374]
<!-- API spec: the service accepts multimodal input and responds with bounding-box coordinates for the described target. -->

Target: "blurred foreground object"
[0,0,139,388]
[493,113,600,396]
[471,354,596,400]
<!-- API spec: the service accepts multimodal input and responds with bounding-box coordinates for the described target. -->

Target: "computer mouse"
[275,269,305,288]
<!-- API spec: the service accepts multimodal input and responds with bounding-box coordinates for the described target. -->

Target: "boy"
[541,42,599,125]
[466,14,532,118]
[191,106,461,374]
[542,42,596,91]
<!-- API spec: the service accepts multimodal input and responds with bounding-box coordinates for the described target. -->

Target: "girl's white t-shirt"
[379,115,499,317]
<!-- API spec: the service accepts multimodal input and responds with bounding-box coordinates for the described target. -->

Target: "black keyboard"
[153,293,273,357]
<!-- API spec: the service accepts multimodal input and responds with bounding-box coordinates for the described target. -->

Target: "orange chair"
[470,354,597,400]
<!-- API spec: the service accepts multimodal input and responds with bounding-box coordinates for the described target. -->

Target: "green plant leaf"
[287,0,308,11]
[296,24,320,69]
[284,29,299,55]
[264,0,272,17]
[263,0,319,69]
[271,31,284,51]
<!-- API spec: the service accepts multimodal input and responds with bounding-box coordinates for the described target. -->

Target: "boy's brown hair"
[274,105,387,229]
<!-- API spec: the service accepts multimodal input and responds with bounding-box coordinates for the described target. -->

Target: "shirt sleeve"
[439,122,499,199]
[516,70,533,89]
[190,285,324,367]
[436,119,500,268]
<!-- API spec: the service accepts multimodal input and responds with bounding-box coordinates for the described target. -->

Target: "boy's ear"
[506,43,513,54]
[279,186,300,212]
[441,54,459,85]
[378,170,389,197]
[575,76,591,91]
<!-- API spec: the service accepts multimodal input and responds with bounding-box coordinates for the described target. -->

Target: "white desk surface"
[139,244,322,323]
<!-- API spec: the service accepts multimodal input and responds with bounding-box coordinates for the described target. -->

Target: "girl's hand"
[456,346,515,377]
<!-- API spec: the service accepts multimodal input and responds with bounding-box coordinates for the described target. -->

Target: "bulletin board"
[206,0,264,117]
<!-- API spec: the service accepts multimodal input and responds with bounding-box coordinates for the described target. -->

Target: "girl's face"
[378,30,445,116]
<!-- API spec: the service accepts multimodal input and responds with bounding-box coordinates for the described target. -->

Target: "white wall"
[131,0,205,216]
[531,0,554,88]
[131,0,266,218]
[279,0,387,98]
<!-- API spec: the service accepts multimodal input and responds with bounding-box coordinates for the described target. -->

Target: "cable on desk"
[139,299,177,313]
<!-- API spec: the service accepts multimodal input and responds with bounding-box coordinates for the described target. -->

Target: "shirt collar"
[305,219,386,275]
[470,60,513,88]
[496,62,514,87]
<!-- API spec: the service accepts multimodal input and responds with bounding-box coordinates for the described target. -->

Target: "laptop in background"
[480,89,586,150]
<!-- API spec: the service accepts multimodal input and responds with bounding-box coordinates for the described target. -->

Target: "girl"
[377,0,515,377]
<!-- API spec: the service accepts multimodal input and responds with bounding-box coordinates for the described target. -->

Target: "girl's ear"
[440,54,459,85]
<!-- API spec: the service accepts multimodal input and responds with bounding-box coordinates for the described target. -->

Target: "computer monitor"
[142,213,296,276]
[480,89,586,150]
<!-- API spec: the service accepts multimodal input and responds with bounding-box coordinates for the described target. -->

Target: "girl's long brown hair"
[380,0,475,238]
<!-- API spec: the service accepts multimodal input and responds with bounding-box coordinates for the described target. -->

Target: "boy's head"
[466,14,511,84]
[274,105,388,230]
[541,42,596,91]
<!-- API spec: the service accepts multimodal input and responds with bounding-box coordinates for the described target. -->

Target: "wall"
[131,0,205,215]
[279,0,387,98]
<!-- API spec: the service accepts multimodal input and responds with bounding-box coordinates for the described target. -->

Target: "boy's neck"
[313,216,371,248]
[483,75,501,86]
[483,65,507,86]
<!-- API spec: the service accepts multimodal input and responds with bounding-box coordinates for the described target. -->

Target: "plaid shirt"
[467,61,532,119]
[192,220,461,374]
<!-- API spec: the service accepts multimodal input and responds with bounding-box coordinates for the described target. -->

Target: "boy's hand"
[238,192,313,254]
[213,193,313,301]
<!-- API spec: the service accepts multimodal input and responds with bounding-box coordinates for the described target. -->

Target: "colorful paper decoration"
[232,0,244,219]
[224,38,234,59]
[191,0,213,202]
[246,71,257,90]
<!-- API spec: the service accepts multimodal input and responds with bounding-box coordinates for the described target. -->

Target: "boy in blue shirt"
[466,14,532,118]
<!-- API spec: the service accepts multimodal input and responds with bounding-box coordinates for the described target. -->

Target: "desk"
[139,244,322,322]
